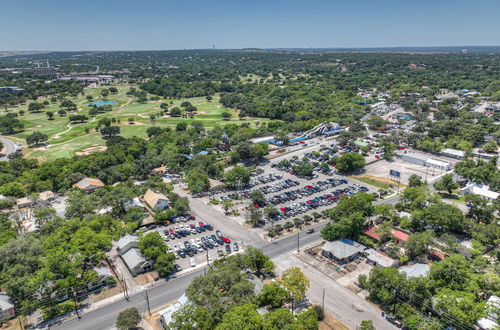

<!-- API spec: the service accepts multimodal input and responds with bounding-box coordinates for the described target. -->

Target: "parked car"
[190,258,196,267]
[306,228,315,234]
[233,243,239,251]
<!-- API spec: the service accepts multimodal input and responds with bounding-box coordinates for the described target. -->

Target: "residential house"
[0,293,15,321]
[477,295,499,329]
[88,266,114,290]
[321,239,367,265]
[460,182,499,202]
[399,263,430,278]
[159,294,190,328]
[72,177,105,192]
[116,235,151,275]
[152,165,168,176]
[120,248,152,275]
[16,197,31,209]
[117,234,139,254]
[39,190,55,202]
[143,189,169,211]
[365,249,398,268]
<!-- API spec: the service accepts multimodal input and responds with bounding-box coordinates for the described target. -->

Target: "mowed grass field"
[2,85,271,161]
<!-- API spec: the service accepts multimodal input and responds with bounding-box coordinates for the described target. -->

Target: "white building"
[159,294,190,328]
[365,249,399,268]
[460,182,499,202]
[399,263,430,278]
[441,148,465,160]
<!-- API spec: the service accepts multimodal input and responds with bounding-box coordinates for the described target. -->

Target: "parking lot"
[145,214,241,271]
[204,146,376,232]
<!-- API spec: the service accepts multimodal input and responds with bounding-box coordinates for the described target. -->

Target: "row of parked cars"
[264,178,348,206]
[269,184,370,220]
[213,175,290,202]
[160,221,213,241]
[193,173,282,198]
[169,230,238,258]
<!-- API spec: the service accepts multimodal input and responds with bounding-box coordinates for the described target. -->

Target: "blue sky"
[1,0,499,51]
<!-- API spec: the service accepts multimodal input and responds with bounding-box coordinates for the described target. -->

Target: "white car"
[190,258,196,267]
[167,245,173,253]
[174,226,179,232]
[173,245,179,252]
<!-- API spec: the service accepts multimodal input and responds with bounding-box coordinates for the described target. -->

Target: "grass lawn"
[351,175,400,192]
[3,85,272,161]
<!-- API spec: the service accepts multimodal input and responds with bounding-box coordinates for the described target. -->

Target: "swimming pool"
[87,100,118,107]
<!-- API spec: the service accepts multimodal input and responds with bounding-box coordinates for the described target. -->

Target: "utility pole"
[145,290,151,316]
[296,230,300,253]
[206,248,210,268]
[71,288,80,319]
[322,288,325,310]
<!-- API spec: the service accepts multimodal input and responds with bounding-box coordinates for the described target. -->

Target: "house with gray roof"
[321,239,367,265]
[399,263,430,278]
[121,248,152,275]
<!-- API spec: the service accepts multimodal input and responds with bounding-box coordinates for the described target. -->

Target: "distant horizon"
[2,45,500,53]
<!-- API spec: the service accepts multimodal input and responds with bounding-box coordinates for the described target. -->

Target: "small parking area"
[144,215,240,271]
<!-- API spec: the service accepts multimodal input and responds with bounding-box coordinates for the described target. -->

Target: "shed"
[321,239,366,265]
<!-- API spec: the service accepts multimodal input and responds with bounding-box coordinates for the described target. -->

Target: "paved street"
[274,253,395,329]
[0,136,17,160]
[51,221,389,330]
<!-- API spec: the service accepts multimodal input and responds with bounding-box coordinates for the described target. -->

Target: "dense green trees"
[116,307,141,330]
[26,131,49,146]
[224,165,251,187]
[334,152,366,172]
[321,193,374,241]
[433,173,459,194]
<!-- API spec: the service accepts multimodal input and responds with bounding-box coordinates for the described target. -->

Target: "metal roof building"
[321,239,367,265]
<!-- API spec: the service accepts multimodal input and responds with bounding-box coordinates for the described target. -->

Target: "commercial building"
[460,182,499,201]
[441,148,465,160]
[0,86,25,94]
[398,153,452,171]
[32,67,55,75]
[59,75,114,84]
[321,239,367,265]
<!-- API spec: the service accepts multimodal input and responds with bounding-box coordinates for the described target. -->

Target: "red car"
[222,237,231,244]
[398,146,406,150]
[198,221,204,227]
[374,154,380,159]
[190,215,195,220]
[189,223,195,229]
[168,228,175,235]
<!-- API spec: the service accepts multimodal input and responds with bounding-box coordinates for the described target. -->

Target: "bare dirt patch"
[75,146,107,156]
[319,312,350,330]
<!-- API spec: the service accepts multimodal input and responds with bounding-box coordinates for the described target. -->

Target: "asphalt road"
[0,136,17,160]
[51,224,327,330]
